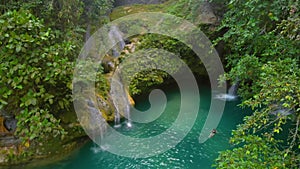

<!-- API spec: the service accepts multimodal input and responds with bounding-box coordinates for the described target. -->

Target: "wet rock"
[126,89,135,106]
[101,55,116,73]
[0,136,19,147]
[96,95,114,117]
[4,117,17,132]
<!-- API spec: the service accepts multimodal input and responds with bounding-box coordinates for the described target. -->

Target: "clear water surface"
[20,84,249,169]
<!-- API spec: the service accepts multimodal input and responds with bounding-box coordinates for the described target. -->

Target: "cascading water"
[86,99,108,152]
[110,70,132,128]
[114,106,121,128]
[215,80,239,101]
[228,82,239,96]
[107,25,132,128]
[108,25,125,57]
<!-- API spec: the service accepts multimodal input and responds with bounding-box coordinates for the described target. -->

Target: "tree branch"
[289,114,300,150]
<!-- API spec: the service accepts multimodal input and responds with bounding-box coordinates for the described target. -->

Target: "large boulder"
[194,1,218,25]
[3,117,17,132]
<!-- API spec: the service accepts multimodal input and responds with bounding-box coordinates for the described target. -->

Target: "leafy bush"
[0,0,114,144]
[0,10,75,141]
[126,34,205,95]
[214,0,300,167]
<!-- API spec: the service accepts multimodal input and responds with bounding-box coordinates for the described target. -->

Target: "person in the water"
[209,129,217,138]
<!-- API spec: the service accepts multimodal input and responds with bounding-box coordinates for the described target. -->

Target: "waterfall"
[110,70,132,128]
[107,25,131,127]
[215,80,239,101]
[108,26,125,57]
[86,99,108,152]
[228,81,239,96]
[114,107,121,128]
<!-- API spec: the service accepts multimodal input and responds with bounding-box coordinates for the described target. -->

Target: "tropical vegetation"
[0,0,113,160]
[0,0,299,167]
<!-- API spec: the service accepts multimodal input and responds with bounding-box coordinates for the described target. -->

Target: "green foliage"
[0,1,114,165]
[126,0,225,95]
[128,34,205,95]
[215,0,300,167]
[0,0,114,146]
[166,0,192,18]
[0,10,75,141]
[138,34,202,69]
[0,0,114,25]
[73,59,109,98]
[166,0,225,25]
[0,0,82,28]
[119,48,185,95]
[215,135,297,168]
[17,108,65,141]
[224,55,262,99]
[245,59,299,111]
[128,69,166,95]
[111,0,222,95]
[0,0,114,49]
[216,0,299,68]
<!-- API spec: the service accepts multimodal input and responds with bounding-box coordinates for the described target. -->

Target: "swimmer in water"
[209,129,217,138]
